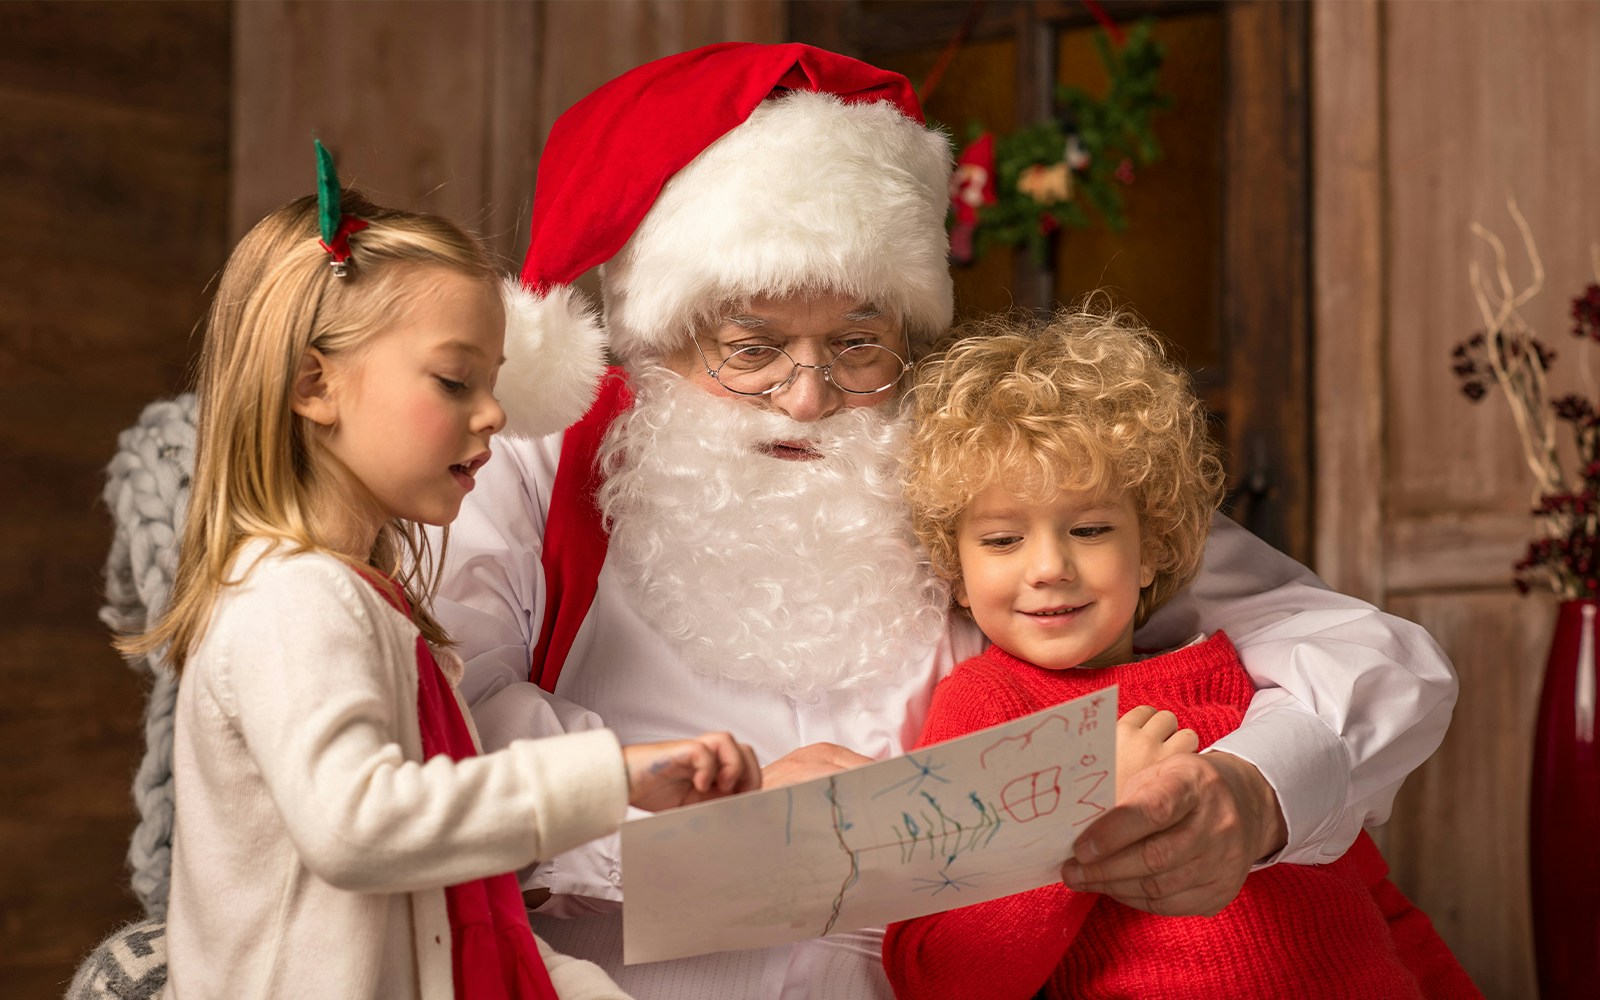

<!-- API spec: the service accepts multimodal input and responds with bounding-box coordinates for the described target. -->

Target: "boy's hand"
[1114,705,1199,800]
[622,733,761,811]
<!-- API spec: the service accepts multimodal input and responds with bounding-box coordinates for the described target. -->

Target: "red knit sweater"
[883,633,1480,1000]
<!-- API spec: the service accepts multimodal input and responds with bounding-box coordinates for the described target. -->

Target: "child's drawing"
[621,685,1117,964]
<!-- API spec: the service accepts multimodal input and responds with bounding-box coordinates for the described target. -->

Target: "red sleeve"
[884,658,1098,1000]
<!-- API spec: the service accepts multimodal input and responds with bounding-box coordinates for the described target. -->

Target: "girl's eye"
[435,376,468,394]
[1072,525,1113,539]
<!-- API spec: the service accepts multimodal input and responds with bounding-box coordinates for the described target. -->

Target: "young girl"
[883,308,1479,999]
[124,184,759,1000]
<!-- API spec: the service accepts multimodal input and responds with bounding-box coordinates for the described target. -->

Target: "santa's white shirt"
[434,426,1458,1000]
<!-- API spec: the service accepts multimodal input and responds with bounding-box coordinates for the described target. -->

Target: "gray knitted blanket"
[67,395,194,998]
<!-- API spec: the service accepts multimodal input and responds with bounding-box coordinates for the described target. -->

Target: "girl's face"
[954,482,1154,671]
[305,269,505,555]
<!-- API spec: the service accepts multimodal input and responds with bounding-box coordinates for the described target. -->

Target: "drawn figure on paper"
[911,863,986,897]
[871,752,952,800]
[997,766,1062,823]
[886,789,1004,864]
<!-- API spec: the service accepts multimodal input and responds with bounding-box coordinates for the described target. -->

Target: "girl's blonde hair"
[902,303,1226,628]
[121,191,501,670]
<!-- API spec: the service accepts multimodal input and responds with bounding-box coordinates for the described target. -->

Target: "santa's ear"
[291,348,339,427]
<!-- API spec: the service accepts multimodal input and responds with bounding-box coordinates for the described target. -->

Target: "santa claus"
[436,43,1457,999]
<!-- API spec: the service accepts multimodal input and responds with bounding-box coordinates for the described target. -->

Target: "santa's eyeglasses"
[695,341,910,397]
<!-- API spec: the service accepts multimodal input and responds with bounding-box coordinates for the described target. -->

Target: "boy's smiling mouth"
[1022,603,1087,617]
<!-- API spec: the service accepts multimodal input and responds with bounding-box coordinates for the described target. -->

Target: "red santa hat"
[497,42,954,435]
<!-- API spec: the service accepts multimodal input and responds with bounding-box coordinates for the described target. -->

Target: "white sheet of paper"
[621,684,1117,964]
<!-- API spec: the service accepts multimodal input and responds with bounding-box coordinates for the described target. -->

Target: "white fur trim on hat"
[497,278,607,438]
[602,89,954,364]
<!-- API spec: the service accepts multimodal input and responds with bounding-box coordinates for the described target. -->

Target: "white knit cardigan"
[163,539,630,999]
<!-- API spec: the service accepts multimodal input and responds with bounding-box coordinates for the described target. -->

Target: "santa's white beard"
[596,369,950,699]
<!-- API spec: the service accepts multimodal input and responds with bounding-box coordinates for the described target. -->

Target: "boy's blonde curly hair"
[902,304,1226,627]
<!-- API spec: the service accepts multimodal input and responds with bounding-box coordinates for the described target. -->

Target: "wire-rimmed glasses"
[697,341,911,397]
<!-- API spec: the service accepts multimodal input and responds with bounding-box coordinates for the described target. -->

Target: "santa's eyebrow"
[723,304,886,329]
[844,305,884,322]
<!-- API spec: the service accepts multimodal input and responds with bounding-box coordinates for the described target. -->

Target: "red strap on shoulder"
[529,368,633,692]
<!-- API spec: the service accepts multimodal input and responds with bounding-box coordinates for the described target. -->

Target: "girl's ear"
[954,578,971,609]
[291,348,339,427]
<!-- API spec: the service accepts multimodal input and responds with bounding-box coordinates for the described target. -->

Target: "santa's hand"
[622,732,761,811]
[1060,750,1286,916]
[1115,705,1199,800]
[761,741,873,788]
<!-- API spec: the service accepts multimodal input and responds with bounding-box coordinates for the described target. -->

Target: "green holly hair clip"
[314,139,368,277]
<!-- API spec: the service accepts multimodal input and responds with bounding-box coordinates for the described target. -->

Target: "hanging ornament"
[1065,133,1092,172]
[948,132,998,264]
[955,18,1168,264]
[1018,162,1072,205]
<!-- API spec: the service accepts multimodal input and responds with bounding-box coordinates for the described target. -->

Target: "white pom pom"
[497,278,607,438]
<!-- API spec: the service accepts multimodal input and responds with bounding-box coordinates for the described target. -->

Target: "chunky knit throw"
[67,396,195,999]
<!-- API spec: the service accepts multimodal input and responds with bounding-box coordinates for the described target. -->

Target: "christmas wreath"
[946,18,1168,265]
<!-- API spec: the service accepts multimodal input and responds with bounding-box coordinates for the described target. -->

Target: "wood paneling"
[231,1,536,256]
[1312,0,1384,606]
[1385,0,1600,522]
[1386,592,1546,1000]
[1316,1,1600,995]
[1217,0,1309,562]
[233,0,783,273]
[0,2,230,995]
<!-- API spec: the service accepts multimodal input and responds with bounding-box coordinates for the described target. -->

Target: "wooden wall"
[1315,1,1600,996]
[231,0,785,250]
[0,3,231,996]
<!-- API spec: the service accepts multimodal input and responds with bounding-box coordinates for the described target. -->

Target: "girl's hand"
[1114,705,1198,800]
[622,732,761,811]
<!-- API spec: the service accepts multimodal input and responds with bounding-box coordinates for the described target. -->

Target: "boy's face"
[954,482,1155,671]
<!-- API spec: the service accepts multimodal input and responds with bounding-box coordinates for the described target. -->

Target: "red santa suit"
[438,42,1460,1000]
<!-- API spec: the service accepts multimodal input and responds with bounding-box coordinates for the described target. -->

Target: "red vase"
[1529,598,1600,998]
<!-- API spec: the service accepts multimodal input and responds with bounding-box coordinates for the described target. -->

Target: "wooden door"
[1314,2,1600,995]
[792,0,1312,562]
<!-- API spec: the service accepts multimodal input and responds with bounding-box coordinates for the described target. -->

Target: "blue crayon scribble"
[871,752,952,800]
